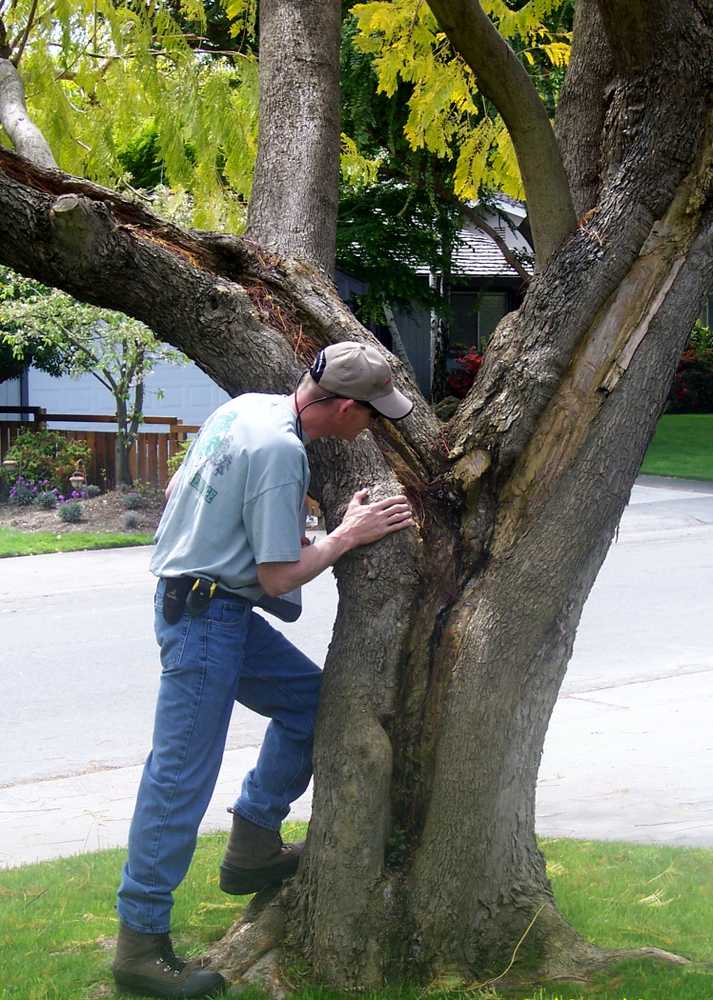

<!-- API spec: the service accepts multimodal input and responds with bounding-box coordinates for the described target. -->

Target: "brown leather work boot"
[112,923,226,998]
[219,809,303,895]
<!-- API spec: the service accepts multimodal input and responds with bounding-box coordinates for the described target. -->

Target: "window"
[447,289,509,362]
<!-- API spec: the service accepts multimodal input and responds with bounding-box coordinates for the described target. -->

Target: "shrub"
[669,324,713,413]
[433,396,460,422]
[86,484,102,498]
[167,438,194,478]
[36,490,58,510]
[58,501,82,523]
[446,347,485,399]
[8,476,36,506]
[4,431,91,491]
[122,491,144,510]
[122,511,140,530]
[689,319,713,353]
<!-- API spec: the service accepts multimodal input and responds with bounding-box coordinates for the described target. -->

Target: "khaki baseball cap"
[310,343,413,420]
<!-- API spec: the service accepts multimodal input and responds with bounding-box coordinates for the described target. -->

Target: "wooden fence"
[0,407,199,488]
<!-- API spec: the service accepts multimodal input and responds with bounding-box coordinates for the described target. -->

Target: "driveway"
[1,474,712,867]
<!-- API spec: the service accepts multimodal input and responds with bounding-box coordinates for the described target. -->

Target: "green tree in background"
[0,268,69,382]
[0,277,186,485]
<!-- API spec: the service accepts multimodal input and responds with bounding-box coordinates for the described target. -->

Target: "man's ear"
[337,398,357,417]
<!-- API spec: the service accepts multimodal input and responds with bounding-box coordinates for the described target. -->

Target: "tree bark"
[246,0,342,274]
[115,395,133,488]
[0,57,57,169]
[1,0,713,991]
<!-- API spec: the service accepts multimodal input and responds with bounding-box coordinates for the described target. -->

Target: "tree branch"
[10,0,38,66]
[0,15,9,58]
[52,320,106,373]
[0,56,57,168]
[88,368,116,394]
[554,0,613,216]
[458,201,531,284]
[0,147,446,480]
[426,0,576,267]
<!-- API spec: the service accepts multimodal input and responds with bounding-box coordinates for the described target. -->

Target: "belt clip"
[185,577,217,616]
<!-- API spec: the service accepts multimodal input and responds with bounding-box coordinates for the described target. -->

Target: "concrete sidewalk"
[0,747,312,867]
[2,475,712,868]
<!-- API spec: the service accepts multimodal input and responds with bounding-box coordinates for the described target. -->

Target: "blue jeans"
[117,579,322,933]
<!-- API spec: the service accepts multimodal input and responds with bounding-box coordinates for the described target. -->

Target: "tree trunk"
[246,0,342,274]
[1,0,712,990]
[115,396,133,488]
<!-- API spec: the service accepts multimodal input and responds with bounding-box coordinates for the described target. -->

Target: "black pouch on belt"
[162,577,193,624]
[185,577,216,616]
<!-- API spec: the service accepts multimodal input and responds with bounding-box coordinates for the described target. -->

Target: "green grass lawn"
[641,413,713,480]
[0,526,154,557]
[1,831,712,1000]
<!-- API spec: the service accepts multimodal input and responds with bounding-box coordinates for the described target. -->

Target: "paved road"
[1,475,712,867]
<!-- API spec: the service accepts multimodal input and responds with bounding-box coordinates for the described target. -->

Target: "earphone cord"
[293,369,337,442]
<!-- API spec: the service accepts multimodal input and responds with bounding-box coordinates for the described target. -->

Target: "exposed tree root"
[198,889,695,995]
[202,887,287,986]
[475,902,691,989]
[536,905,689,982]
[582,945,690,974]
[235,949,289,999]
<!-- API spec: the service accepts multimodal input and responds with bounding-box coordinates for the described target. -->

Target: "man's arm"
[165,467,182,501]
[256,489,414,597]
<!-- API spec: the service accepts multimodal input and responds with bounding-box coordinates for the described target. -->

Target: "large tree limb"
[555,0,613,216]
[426,0,576,267]
[247,0,341,275]
[0,147,446,483]
[596,0,672,74]
[0,56,57,168]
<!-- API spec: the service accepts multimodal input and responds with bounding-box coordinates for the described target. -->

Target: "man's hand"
[333,488,415,548]
[256,489,414,598]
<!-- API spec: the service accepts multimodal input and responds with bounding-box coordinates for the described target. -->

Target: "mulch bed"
[0,486,166,535]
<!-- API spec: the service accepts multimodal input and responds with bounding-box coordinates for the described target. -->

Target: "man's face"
[330,399,376,441]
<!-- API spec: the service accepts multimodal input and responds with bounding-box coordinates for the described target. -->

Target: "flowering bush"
[446,347,485,399]
[3,431,91,491]
[1,474,92,510]
[36,490,58,510]
[669,323,713,413]
[8,476,36,506]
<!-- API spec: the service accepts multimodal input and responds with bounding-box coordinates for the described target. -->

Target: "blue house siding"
[0,377,21,410]
[25,362,230,431]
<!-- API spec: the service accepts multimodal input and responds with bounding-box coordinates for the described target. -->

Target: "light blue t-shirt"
[150,393,309,621]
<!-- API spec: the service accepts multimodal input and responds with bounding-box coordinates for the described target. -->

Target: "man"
[112,342,415,998]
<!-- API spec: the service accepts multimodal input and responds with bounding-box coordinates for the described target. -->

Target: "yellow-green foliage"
[351,0,571,202]
[1,0,383,230]
[1,0,571,224]
[1,0,260,230]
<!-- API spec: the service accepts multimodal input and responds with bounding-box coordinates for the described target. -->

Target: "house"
[383,196,534,397]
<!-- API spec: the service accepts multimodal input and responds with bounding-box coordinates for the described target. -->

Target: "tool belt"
[162,576,251,625]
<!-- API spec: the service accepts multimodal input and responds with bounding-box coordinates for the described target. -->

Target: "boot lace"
[155,936,186,978]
